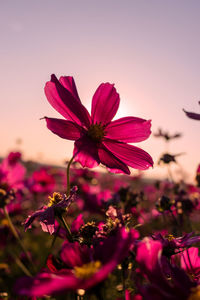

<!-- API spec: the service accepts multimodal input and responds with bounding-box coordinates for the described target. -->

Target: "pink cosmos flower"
[44,74,153,174]
[0,152,25,191]
[136,238,197,300]
[15,228,134,296]
[29,167,55,194]
[24,187,77,235]
[181,247,200,281]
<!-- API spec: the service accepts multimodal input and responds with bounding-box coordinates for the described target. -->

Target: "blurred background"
[1,0,200,182]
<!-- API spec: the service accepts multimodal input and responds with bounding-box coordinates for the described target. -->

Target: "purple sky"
[1,0,200,182]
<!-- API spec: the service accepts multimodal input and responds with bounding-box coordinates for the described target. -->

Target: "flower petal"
[59,76,81,102]
[91,83,120,125]
[45,74,91,128]
[98,144,130,174]
[45,117,85,140]
[136,238,163,273]
[105,117,152,143]
[73,136,100,168]
[103,139,153,170]
[183,109,200,120]
[24,210,44,232]
[61,241,91,268]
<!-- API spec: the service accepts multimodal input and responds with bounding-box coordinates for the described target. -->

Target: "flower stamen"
[48,192,63,207]
[74,261,101,279]
[88,124,105,142]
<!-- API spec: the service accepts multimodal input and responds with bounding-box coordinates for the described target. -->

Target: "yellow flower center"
[74,261,101,279]
[0,189,7,197]
[165,234,175,241]
[48,192,63,207]
[188,286,200,300]
[88,124,105,142]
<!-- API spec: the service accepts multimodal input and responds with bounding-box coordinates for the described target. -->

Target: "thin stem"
[3,206,34,272]
[13,254,32,277]
[43,225,61,268]
[60,214,73,242]
[66,156,74,196]
[169,209,179,227]
[50,225,61,250]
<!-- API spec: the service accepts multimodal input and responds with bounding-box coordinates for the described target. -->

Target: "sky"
[1,0,200,182]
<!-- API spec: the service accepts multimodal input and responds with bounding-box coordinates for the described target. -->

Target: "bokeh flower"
[183,102,200,120]
[15,227,134,296]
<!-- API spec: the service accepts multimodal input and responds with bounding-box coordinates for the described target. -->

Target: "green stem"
[13,254,32,277]
[43,225,61,268]
[66,156,74,196]
[60,214,73,242]
[3,206,34,272]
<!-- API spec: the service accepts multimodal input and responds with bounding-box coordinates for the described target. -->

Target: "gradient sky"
[1,0,200,182]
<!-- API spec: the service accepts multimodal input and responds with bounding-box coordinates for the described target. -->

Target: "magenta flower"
[14,228,134,296]
[152,233,200,259]
[180,247,200,281]
[44,74,153,174]
[0,152,25,191]
[24,187,77,235]
[29,167,55,194]
[136,238,197,300]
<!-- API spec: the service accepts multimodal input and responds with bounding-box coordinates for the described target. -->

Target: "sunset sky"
[1,0,200,182]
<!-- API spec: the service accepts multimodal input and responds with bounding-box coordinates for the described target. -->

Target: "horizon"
[1,0,200,182]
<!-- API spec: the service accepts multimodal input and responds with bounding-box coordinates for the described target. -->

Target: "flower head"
[15,227,134,296]
[0,152,25,191]
[44,74,153,174]
[24,186,77,235]
[29,167,55,194]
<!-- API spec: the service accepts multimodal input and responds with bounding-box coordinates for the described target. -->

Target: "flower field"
[0,75,200,300]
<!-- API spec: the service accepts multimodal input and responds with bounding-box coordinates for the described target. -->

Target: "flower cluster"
[1,75,200,300]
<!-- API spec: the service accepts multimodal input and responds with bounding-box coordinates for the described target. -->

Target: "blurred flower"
[152,233,200,258]
[44,74,153,174]
[154,128,182,141]
[15,228,134,296]
[136,237,198,300]
[0,152,25,191]
[183,102,200,120]
[28,167,55,194]
[158,153,184,165]
[195,164,200,187]
[180,247,200,281]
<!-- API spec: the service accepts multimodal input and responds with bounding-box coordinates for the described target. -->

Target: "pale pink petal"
[98,144,130,174]
[39,207,55,235]
[91,83,120,125]
[45,117,85,140]
[105,117,151,143]
[73,137,100,168]
[103,139,153,170]
[45,74,91,128]
[40,222,55,235]
[59,76,81,102]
